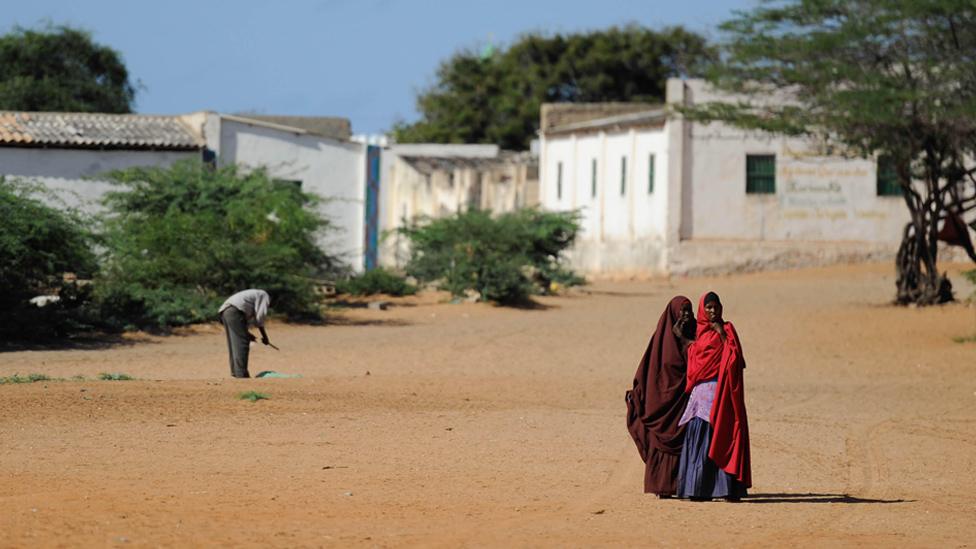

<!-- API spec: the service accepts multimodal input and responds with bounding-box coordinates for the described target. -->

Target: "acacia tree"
[687,0,976,305]
[0,25,136,112]
[394,26,716,150]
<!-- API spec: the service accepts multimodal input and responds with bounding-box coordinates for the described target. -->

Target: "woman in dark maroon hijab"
[625,295,695,497]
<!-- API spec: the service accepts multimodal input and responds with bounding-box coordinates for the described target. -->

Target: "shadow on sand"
[743,493,913,504]
[0,333,155,353]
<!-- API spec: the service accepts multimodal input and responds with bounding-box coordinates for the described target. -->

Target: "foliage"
[335,268,417,297]
[96,160,340,329]
[393,25,716,150]
[685,0,976,305]
[398,208,582,305]
[0,373,53,384]
[0,24,136,112]
[98,372,134,381]
[238,391,269,402]
[0,178,98,339]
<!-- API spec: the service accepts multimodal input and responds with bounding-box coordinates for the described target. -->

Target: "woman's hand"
[711,321,727,341]
[672,319,686,338]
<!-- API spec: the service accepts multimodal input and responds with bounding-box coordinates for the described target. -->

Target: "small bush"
[238,391,269,402]
[335,268,417,297]
[96,160,343,330]
[98,372,134,381]
[398,208,582,304]
[964,269,976,300]
[0,373,53,384]
[0,178,98,340]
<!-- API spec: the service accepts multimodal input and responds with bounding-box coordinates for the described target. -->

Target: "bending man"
[219,289,271,378]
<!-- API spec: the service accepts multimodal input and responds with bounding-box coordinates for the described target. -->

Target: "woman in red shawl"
[625,295,696,497]
[676,291,751,501]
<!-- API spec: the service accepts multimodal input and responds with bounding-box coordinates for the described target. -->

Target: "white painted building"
[539,78,921,276]
[0,111,377,271]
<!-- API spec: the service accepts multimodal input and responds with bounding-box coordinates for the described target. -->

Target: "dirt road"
[2,263,974,547]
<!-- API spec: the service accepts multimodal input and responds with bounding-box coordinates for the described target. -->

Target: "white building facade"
[539,79,914,276]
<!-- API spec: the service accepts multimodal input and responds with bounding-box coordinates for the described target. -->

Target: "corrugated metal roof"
[0,112,204,149]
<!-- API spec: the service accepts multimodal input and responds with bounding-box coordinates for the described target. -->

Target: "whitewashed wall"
[0,148,197,214]
[214,118,368,271]
[541,124,671,274]
[681,79,908,244]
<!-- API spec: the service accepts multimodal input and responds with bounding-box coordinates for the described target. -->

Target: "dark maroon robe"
[625,296,692,495]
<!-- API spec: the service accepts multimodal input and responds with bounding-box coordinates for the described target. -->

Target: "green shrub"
[398,208,582,304]
[335,268,417,297]
[0,177,98,340]
[95,160,342,329]
[964,269,976,301]
[0,373,54,384]
[98,372,134,381]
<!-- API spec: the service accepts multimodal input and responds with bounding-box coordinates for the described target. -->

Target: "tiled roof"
[0,112,204,149]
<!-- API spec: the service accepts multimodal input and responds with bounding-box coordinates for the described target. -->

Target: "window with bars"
[556,161,563,200]
[876,156,902,196]
[648,154,656,194]
[591,158,597,198]
[746,154,776,194]
[620,156,627,196]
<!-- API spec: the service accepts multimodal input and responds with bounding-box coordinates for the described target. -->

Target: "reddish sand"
[1,263,974,547]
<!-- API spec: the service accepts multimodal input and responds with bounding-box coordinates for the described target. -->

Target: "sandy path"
[1,263,974,547]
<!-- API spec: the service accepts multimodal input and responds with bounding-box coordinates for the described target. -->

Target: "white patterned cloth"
[679,379,717,426]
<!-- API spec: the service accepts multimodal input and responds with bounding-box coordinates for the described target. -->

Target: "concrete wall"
[0,148,198,213]
[215,117,368,271]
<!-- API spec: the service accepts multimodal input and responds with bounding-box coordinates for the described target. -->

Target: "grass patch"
[98,372,135,381]
[238,391,270,402]
[0,373,53,384]
[952,334,976,344]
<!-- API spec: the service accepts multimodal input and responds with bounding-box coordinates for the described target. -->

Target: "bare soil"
[2,263,974,548]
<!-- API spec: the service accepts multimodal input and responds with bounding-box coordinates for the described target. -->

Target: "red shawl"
[685,294,752,487]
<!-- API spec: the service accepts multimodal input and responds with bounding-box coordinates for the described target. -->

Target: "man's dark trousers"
[221,307,251,378]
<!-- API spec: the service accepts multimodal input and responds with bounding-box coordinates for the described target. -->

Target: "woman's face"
[704,299,723,322]
[680,302,694,324]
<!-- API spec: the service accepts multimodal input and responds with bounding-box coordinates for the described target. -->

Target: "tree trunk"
[895,200,953,305]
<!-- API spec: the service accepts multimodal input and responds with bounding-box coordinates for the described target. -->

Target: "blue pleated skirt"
[676,417,747,500]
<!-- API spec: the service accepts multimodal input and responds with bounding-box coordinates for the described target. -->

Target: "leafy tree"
[394,26,716,150]
[686,0,976,305]
[0,177,97,339]
[96,160,340,329]
[399,208,581,304]
[0,25,136,112]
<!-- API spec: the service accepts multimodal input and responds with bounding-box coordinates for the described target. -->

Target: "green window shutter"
[746,154,776,194]
[648,154,655,194]
[876,156,901,196]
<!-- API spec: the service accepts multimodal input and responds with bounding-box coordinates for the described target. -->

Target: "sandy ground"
[1,262,975,548]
